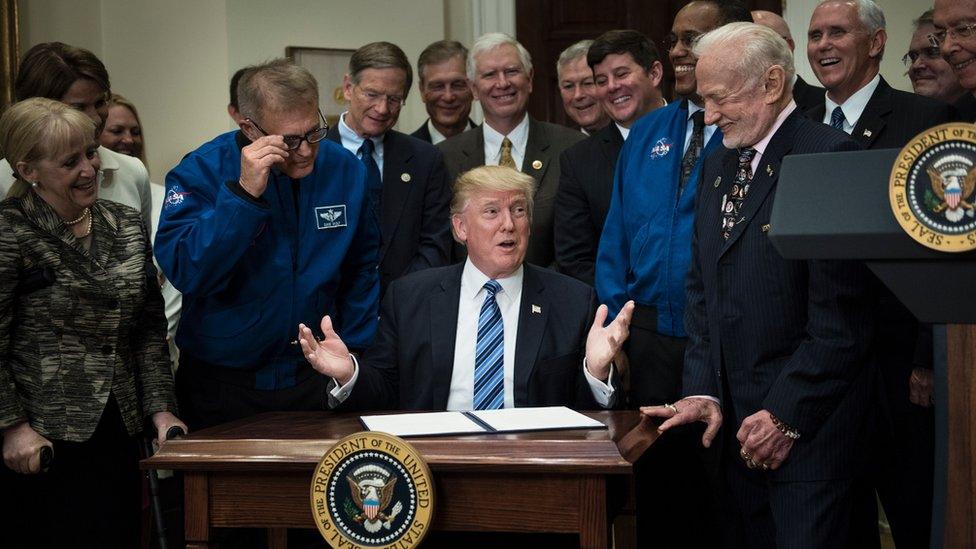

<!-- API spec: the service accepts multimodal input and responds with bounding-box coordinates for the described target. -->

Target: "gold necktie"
[499,137,516,169]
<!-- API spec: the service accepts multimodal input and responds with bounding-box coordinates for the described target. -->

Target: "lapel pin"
[713,176,722,188]
[762,224,771,233]
[531,304,542,314]
[862,129,872,138]
[766,165,774,177]
[400,173,411,182]
[531,160,543,170]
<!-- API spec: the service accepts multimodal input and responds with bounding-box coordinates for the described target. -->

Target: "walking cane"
[144,426,185,549]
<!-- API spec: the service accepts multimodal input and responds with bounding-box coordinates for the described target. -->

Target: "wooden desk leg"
[946,324,976,549]
[579,476,608,549]
[184,472,212,549]
[268,528,288,549]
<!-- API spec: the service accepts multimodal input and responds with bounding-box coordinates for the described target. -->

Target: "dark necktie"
[830,106,846,131]
[358,138,382,223]
[474,280,504,410]
[680,110,706,194]
[721,148,757,240]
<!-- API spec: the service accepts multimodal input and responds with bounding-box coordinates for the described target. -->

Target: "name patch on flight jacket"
[316,205,348,229]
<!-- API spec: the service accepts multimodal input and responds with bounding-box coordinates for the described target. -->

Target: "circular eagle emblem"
[310,432,434,548]
[890,123,976,252]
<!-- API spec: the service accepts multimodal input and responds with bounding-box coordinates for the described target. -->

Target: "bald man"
[752,10,825,110]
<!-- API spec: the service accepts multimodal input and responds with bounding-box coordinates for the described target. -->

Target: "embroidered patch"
[650,138,673,159]
[164,186,191,209]
[316,205,348,229]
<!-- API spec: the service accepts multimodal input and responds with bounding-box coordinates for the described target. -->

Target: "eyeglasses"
[246,109,329,150]
[902,46,944,67]
[355,86,405,110]
[928,22,976,46]
[664,31,702,51]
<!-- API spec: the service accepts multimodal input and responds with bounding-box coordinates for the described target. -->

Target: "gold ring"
[761,463,770,471]
[664,403,679,414]
[746,458,758,469]
[739,448,751,461]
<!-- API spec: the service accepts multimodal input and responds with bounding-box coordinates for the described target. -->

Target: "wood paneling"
[945,324,976,549]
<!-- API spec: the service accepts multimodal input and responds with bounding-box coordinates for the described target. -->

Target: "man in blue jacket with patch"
[595,1,752,546]
[155,59,380,431]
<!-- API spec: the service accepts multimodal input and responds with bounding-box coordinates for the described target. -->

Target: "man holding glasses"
[155,59,381,431]
[594,2,751,546]
[327,42,452,296]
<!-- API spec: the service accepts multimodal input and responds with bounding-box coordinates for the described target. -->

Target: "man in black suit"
[554,30,664,285]
[438,33,585,267]
[300,165,634,412]
[934,0,976,120]
[328,42,452,295]
[752,9,825,111]
[645,23,876,549]
[556,40,610,135]
[411,40,475,145]
[807,3,957,545]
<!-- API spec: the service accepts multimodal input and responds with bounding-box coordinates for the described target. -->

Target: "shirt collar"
[483,113,530,159]
[338,112,385,149]
[751,101,797,160]
[97,145,120,172]
[686,100,704,120]
[461,258,524,302]
[825,73,880,129]
[615,122,631,141]
[427,118,474,145]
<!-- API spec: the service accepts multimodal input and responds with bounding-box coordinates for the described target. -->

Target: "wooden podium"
[142,410,654,549]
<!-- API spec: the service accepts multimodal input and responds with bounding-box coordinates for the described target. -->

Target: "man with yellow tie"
[438,33,584,267]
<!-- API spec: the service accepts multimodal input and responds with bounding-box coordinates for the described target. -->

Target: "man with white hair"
[752,9,825,110]
[439,33,584,267]
[644,22,877,548]
[556,39,609,134]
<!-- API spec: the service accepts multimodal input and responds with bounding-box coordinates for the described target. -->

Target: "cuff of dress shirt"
[583,358,616,409]
[685,394,720,405]
[326,354,360,408]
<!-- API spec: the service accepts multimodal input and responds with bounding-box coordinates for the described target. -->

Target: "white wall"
[785,0,933,94]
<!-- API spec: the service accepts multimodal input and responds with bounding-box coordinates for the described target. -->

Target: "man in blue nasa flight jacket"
[155,59,380,430]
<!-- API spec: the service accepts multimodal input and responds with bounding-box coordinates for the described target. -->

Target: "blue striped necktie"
[474,280,504,410]
[830,106,846,131]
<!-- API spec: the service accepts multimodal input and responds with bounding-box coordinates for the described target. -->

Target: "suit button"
[101,345,113,355]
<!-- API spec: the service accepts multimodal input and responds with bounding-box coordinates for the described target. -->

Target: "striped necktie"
[474,280,504,410]
[830,106,846,131]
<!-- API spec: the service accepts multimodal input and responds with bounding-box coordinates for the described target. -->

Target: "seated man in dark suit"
[328,41,453,295]
[411,40,475,145]
[751,9,825,111]
[299,165,634,411]
[645,23,876,549]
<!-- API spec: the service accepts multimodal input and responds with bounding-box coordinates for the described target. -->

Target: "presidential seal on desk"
[890,123,976,252]
[311,431,434,548]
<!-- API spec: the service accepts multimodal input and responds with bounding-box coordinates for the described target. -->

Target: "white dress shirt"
[822,74,881,135]
[483,114,530,171]
[338,112,385,172]
[330,259,615,409]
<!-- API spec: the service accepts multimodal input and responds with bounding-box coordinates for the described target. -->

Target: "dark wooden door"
[516,0,782,127]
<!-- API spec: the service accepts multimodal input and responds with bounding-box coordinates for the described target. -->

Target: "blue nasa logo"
[650,138,673,159]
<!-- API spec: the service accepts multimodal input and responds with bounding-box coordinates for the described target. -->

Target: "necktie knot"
[483,279,501,297]
[499,137,516,169]
[830,106,846,131]
[737,147,757,167]
[691,110,705,132]
[358,138,375,156]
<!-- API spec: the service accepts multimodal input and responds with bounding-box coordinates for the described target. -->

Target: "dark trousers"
[626,307,722,547]
[0,398,141,549]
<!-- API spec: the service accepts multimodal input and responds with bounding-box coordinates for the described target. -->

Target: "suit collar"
[849,76,891,148]
[513,263,548,407]
[18,191,119,267]
[523,117,553,184]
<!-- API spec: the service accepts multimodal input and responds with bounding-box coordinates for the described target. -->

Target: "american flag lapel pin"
[766,164,773,177]
[863,129,872,138]
[531,304,542,314]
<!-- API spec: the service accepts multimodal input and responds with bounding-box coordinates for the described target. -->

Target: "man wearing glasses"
[327,41,452,296]
[934,0,976,120]
[906,9,967,107]
[155,59,381,431]
[594,2,751,547]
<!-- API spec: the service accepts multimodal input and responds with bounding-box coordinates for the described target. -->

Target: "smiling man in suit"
[438,33,584,267]
[300,165,634,413]
[328,42,452,295]
[554,30,664,286]
[645,22,876,549]
[752,9,826,111]
[412,40,476,145]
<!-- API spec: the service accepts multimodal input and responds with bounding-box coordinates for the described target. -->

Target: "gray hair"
[694,22,795,92]
[467,33,533,80]
[349,41,413,99]
[817,0,885,33]
[237,58,318,121]
[556,40,593,80]
[913,8,934,30]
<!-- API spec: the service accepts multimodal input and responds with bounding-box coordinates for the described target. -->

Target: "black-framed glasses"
[902,46,944,67]
[664,31,703,51]
[247,109,329,150]
[928,22,976,46]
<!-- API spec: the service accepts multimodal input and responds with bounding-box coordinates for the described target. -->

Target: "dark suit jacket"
[410,118,475,143]
[806,76,958,149]
[340,263,603,411]
[792,75,825,112]
[685,110,877,481]
[327,127,452,293]
[437,117,585,267]
[554,123,624,285]
[955,92,976,122]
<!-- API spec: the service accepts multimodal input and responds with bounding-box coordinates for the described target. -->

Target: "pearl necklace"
[78,210,93,238]
[64,207,90,226]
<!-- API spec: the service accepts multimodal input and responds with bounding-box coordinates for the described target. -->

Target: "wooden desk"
[142,411,656,549]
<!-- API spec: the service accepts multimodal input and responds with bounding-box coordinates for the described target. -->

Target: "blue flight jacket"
[155,131,380,389]
[596,101,723,337]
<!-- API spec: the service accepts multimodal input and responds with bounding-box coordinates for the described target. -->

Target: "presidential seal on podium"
[890,122,976,252]
[311,432,434,548]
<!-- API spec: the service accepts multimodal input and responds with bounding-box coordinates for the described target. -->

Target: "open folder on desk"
[360,406,607,437]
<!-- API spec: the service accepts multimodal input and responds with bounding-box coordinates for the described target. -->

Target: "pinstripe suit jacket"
[684,110,878,481]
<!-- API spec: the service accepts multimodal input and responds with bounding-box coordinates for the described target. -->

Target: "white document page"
[468,406,605,432]
[360,411,486,437]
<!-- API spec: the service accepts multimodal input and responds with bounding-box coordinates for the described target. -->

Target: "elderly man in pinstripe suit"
[644,22,877,549]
